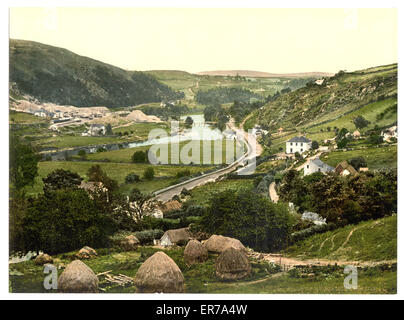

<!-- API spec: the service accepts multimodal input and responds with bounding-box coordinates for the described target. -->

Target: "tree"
[87,164,119,195]
[132,150,148,163]
[143,167,155,180]
[185,116,194,128]
[23,188,115,254]
[337,138,348,149]
[198,189,293,251]
[9,135,39,191]
[105,123,113,135]
[311,140,319,150]
[368,134,383,145]
[78,149,86,159]
[348,157,367,171]
[353,116,370,129]
[42,169,83,193]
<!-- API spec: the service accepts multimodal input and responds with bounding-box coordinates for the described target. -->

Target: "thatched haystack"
[184,240,208,265]
[58,260,98,293]
[120,235,140,251]
[215,247,251,280]
[159,200,182,213]
[34,253,53,266]
[160,228,192,247]
[134,251,184,293]
[76,246,97,259]
[204,235,246,253]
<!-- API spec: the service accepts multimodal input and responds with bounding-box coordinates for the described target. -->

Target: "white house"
[286,136,312,154]
[304,158,334,176]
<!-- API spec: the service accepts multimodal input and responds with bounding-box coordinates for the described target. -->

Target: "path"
[269,182,279,203]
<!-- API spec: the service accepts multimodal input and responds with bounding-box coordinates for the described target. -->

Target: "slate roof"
[311,158,334,171]
[287,136,312,143]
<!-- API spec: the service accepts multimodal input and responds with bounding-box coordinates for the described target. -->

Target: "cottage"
[304,158,334,176]
[286,136,312,154]
[335,161,358,176]
[88,124,106,136]
[160,228,192,247]
[353,130,361,138]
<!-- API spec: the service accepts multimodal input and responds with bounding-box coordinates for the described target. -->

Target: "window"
[301,143,303,146]
[301,148,303,152]
[290,148,293,153]
[307,165,309,169]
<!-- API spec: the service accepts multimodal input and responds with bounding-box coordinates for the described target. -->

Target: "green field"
[9,245,396,294]
[189,178,255,206]
[10,110,49,124]
[86,140,244,165]
[26,161,215,196]
[284,216,397,262]
[321,145,397,170]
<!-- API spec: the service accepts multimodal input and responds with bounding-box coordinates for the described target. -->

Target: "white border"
[1,0,402,301]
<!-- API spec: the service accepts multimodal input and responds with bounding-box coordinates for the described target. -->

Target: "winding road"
[154,118,262,202]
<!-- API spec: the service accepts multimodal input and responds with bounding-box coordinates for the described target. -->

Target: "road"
[154,118,261,202]
[269,182,279,203]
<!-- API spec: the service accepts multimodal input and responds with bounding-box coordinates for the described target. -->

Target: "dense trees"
[279,169,397,227]
[42,169,83,193]
[353,115,370,129]
[196,87,262,105]
[142,103,190,120]
[198,189,293,252]
[185,116,194,128]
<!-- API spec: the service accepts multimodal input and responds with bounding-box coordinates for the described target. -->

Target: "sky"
[9,7,397,74]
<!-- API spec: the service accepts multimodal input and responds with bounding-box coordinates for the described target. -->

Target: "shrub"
[132,150,148,163]
[176,169,191,179]
[125,173,140,184]
[143,167,155,180]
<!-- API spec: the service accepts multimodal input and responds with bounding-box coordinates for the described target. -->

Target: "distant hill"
[197,70,334,78]
[256,63,397,130]
[9,39,184,108]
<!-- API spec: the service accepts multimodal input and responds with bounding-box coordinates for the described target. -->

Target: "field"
[25,161,215,196]
[188,178,255,205]
[10,110,49,124]
[86,139,244,165]
[284,216,397,262]
[320,145,397,170]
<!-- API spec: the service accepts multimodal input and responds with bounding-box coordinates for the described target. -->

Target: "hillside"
[197,70,334,78]
[256,64,397,131]
[9,39,184,108]
[284,216,397,262]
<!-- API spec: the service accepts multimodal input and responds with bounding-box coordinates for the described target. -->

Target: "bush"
[125,173,140,184]
[290,224,329,243]
[132,150,148,163]
[176,169,191,179]
[143,167,155,180]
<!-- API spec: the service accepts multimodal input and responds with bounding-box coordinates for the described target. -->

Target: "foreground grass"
[26,161,215,196]
[320,145,397,170]
[9,246,396,294]
[284,216,397,262]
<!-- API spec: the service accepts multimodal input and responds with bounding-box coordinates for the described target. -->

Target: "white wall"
[286,141,311,154]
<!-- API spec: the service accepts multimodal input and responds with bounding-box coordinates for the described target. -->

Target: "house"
[88,124,106,136]
[353,130,361,138]
[286,136,312,154]
[304,158,334,176]
[381,125,397,142]
[315,79,325,85]
[34,108,48,118]
[160,228,192,247]
[335,161,358,176]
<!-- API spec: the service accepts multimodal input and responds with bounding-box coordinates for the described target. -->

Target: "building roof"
[162,228,192,244]
[287,136,312,143]
[90,123,105,128]
[335,161,358,175]
[311,158,334,171]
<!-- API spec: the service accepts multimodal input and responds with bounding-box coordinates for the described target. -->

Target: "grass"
[189,178,255,206]
[86,140,244,165]
[305,98,397,133]
[25,161,215,196]
[9,110,49,124]
[320,145,397,170]
[112,122,169,137]
[9,245,396,294]
[284,216,397,262]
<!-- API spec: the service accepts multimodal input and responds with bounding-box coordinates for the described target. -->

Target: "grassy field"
[189,178,255,206]
[25,161,215,196]
[112,122,169,136]
[9,245,396,294]
[320,145,397,170]
[86,140,244,165]
[10,110,49,124]
[284,216,397,262]
[305,98,397,133]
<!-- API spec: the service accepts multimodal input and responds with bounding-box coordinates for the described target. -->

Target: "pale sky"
[9,7,397,73]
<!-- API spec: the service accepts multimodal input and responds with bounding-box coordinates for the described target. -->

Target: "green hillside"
[284,216,397,262]
[257,64,397,131]
[9,39,183,108]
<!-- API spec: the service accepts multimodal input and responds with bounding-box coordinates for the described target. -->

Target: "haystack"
[34,253,53,266]
[204,235,246,254]
[159,200,182,213]
[58,260,98,293]
[184,240,208,265]
[76,246,97,259]
[215,247,251,280]
[134,251,184,293]
[120,235,140,251]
